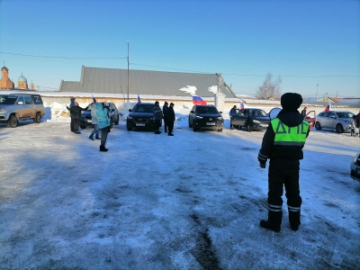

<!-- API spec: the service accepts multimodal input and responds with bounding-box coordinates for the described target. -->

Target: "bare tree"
[256,73,281,99]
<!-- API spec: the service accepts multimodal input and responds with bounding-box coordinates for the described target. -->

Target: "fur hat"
[281,93,303,111]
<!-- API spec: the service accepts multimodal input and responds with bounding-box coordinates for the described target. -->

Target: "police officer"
[258,93,310,232]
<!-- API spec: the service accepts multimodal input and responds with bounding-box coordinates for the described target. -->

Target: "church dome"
[18,75,27,82]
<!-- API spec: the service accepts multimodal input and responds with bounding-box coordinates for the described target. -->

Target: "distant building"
[0,66,36,91]
[59,66,237,98]
[0,66,14,89]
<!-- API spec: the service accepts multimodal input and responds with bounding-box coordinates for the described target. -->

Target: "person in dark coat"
[163,101,169,133]
[69,97,76,132]
[66,101,88,134]
[153,101,163,134]
[258,93,310,232]
[229,105,237,129]
[301,106,307,117]
[167,102,175,136]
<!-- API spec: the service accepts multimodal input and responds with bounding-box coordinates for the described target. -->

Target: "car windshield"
[133,104,155,112]
[336,112,354,118]
[0,95,18,105]
[196,107,219,114]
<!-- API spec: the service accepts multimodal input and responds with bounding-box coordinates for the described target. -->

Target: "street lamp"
[127,40,130,102]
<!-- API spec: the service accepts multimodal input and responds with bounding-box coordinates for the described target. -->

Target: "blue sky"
[0,0,359,97]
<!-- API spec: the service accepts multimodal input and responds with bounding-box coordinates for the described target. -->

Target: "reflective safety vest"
[271,118,309,146]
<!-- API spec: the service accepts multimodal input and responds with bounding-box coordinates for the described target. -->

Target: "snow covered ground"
[0,103,359,269]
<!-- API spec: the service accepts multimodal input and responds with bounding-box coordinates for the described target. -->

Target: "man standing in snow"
[69,97,76,132]
[153,101,163,134]
[229,105,237,129]
[301,106,307,117]
[167,102,175,136]
[66,101,88,134]
[163,101,169,133]
[258,93,310,232]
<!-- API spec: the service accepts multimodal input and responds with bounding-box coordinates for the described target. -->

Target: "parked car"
[0,91,45,128]
[230,108,270,131]
[188,105,223,132]
[80,102,120,129]
[350,153,360,182]
[315,111,355,133]
[126,102,157,131]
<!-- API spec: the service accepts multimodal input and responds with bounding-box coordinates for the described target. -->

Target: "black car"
[126,103,157,131]
[188,105,223,132]
[230,108,270,131]
[80,102,121,129]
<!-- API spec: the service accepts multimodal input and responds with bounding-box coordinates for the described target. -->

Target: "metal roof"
[59,66,237,98]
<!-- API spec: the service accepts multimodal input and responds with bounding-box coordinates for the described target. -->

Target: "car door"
[231,109,246,126]
[16,96,27,118]
[24,95,35,118]
[327,112,338,129]
[189,106,196,123]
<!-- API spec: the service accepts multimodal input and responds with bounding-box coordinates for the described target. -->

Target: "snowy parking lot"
[0,112,359,269]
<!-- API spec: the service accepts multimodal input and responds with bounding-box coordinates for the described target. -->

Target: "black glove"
[259,162,266,169]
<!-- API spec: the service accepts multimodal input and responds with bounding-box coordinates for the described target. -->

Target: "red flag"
[137,94,141,103]
[240,102,245,110]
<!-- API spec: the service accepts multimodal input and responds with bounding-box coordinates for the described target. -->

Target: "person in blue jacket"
[96,102,111,152]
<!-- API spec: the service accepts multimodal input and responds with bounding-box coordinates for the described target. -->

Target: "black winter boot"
[260,211,282,233]
[100,145,108,152]
[288,210,301,231]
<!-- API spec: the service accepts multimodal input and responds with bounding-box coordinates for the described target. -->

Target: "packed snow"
[0,102,359,269]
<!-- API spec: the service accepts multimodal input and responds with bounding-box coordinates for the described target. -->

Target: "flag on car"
[137,94,141,103]
[324,103,331,112]
[240,102,245,110]
[192,95,207,105]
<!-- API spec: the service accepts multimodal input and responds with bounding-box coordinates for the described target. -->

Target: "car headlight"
[196,116,203,119]
[345,120,351,124]
[0,108,6,112]
[354,154,360,163]
[217,117,223,120]
[253,120,261,124]
[127,116,133,120]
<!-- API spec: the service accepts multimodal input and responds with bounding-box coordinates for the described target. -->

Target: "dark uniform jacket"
[258,110,310,163]
[67,106,88,119]
[168,106,175,122]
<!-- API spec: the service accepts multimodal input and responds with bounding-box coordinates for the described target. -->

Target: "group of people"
[67,98,111,152]
[153,101,176,136]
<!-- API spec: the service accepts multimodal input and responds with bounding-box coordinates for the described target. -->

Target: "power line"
[1,51,359,78]
[0,51,127,60]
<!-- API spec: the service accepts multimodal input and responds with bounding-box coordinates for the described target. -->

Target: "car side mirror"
[219,111,223,114]
[190,110,195,113]
[129,109,132,112]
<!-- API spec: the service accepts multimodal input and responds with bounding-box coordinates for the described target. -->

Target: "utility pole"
[127,40,130,102]
[316,83,319,101]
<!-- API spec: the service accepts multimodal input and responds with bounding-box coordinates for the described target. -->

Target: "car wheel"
[115,114,120,125]
[238,125,242,130]
[127,124,132,131]
[193,121,197,132]
[33,112,42,123]
[247,125,253,132]
[336,124,344,133]
[80,124,87,129]
[7,114,18,128]
[189,120,192,128]
[315,122,321,130]
[218,129,223,132]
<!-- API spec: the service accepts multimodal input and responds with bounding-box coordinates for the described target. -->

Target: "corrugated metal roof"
[59,66,237,98]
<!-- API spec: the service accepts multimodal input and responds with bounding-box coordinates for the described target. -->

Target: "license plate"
[206,122,215,125]
[136,123,145,126]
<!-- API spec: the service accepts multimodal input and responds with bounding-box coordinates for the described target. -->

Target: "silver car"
[0,91,45,128]
[315,111,355,133]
